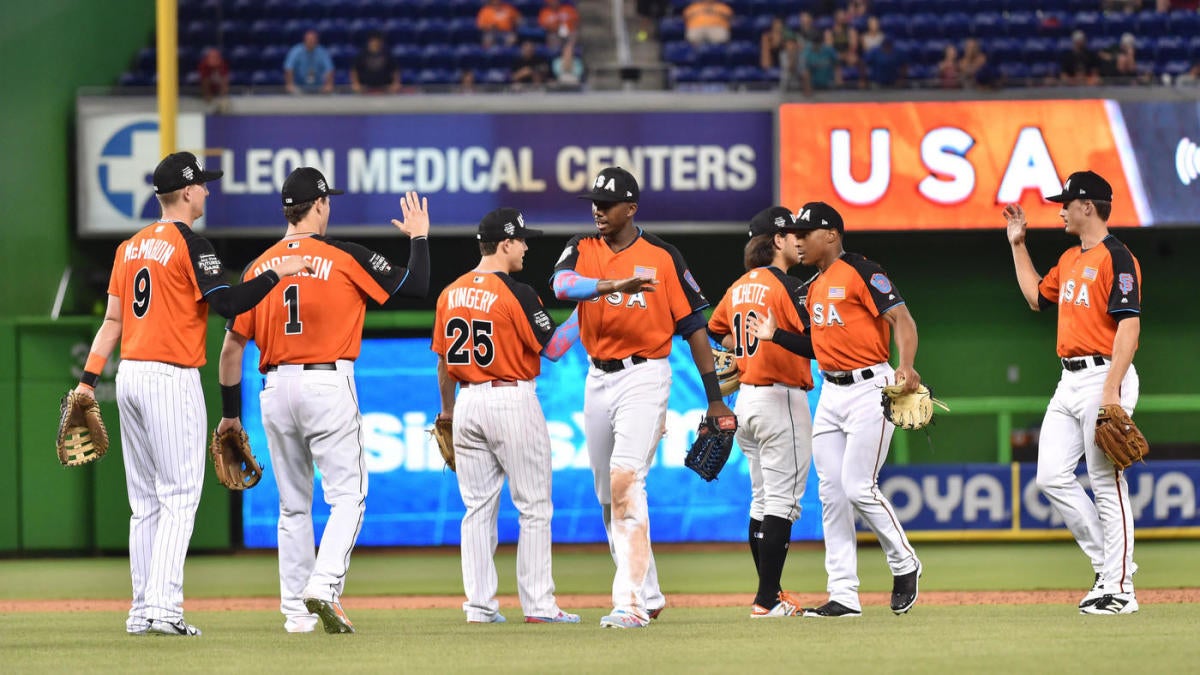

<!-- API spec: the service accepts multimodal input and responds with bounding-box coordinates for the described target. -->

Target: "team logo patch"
[368,253,392,274]
[504,222,516,236]
[870,273,892,293]
[634,265,657,280]
[181,166,194,181]
[828,286,845,299]
[1082,266,1098,281]
[683,269,701,293]
[1118,273,1134,294]
[197,253,222,276]
[533,310,552,332]
[317,179,327,192]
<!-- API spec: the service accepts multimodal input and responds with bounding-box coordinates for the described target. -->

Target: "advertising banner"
[779,100,1156,229]
[204,111,773,233]
[1113,100,1200,227]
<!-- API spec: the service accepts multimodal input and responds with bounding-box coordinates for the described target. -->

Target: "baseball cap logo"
[182,166,194,181]
[317,179,326,192]
[517,213,525,227]
[595,175,616,192]
[504,222,515,236]
[773,216,786,227]
[1064,178,1071,191]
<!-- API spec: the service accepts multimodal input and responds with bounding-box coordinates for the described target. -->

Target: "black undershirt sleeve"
[205,270,280,319]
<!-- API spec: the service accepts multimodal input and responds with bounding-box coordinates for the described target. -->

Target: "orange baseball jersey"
[1037,235,1142,358]
[807,253,905,371]
[230,234,411,371]
[708,267,814,388]
[107,220,230,367]
[553,231,708,360]
[431,271,557,383]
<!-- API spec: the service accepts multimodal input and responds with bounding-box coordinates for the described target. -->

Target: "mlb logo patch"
[473,276,484,284]
[634,265,657,280]
[1082,266,1097,281]
[828,287,845,299]
[870,274,893,293]
[287,241,300,249]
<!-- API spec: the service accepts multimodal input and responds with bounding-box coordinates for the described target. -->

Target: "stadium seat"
[261,44,291,70]
[413,0,454,19]
[659,18,685,43]
[516,25,548,44]
[479,68,510,85]
[313,19,350,46]
[1188,36,1200,60]
[1072,12,1101,38]
[483,45,520,70]
[908,14,941,40]
[1037,11,1073,39]
[1134,10,1170,37]
[921,39,951,66]
[453,44,487,70]
[1020,38,1055,65]
[730,17,756,43]
[183,20,218,46]
[969,12,1002,38]
[732,65,771,85]
[280,20,310,46]
[178,0,218,24]
[448,18,481,44]
[1005,12,1037,38]
[382,19,417,46]
[694,44,728,68]
[328,44,360,66]
[449,0,480,20]
[987,38,1023,64]
[998,62,1031,82]
[251,69,285,87]
[1170,11,1200,36]
[418,45,454,70]
[939,13,972,38]
[907,63,934,81]
[873,0,903,15]
[1160,59,1192,77]
[292,0,330,22]
[663,41,696,66]
[698,66,732,83]
[416,68,456,86]
[1154,36,1188,63]
[228,45,260,72]
[230,0,266,22]
[414,19,452,46]
[880,15,910,39]
[1029,62,1060,80]
[726,41,759,67]
[134,47,156,74]
[390,44,422,70]
[673,66,701,84]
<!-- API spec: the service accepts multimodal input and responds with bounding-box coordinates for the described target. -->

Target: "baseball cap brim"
[325,187,345,195]
[1046,191,1072,203]
[522,228,544,238]
[196,168,224,183]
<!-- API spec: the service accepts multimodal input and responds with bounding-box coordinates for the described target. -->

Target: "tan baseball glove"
[1095,404,1149,469]
[430,414,455,472]
[712,347,740,396]
[56,390,109,466]
[880,383,950,431]
[209,426,262,490]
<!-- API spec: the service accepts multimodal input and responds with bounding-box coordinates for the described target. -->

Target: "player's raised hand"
[273,255,315,278]
[1003,204,1028,246]
[745,309,778,341]
[391,191,430,238]
[608,276,659,294]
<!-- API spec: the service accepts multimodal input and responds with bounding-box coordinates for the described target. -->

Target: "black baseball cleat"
[891,562,922,615]
[648,606,664,620]
[802,601,862,618]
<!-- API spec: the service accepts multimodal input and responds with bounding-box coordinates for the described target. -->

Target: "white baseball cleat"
[284,616,318,633]
[751,591,801,618]
[1079,573,1106,609]
[1080,593,1139,615]
[599,610,649,629]
[147,619,202,636]
[467,613,507,624]
[524,611,581,624]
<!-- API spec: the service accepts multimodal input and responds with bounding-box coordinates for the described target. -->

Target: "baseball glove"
[209,427,262,490]
[430,414,455,472]
[56,390,109,466]
[712,347,740,396]
[684,414,738,481]
[1095,404,1149,470]
[881,384,950,431]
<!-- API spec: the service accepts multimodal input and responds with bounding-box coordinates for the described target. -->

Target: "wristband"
[80,371,100,388]
[81,351,107,387]
[701,370,724,402]
[221,383,242,419]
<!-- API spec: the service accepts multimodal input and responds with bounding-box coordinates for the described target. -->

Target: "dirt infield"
[4,588,1199,613]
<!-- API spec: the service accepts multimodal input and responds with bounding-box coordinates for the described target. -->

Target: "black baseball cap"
[1046,170,1114,203]
[281,167,344,205]
[477,207,543,242]
[577,166,640,204]
[792,201,845,233]
[748,206,801,237]
[152,151,223,194]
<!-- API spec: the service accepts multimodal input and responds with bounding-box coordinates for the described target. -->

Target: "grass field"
[3,542,1199,674]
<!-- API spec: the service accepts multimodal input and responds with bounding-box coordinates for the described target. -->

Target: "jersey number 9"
[132,267,152,319]
[445,317,494,366]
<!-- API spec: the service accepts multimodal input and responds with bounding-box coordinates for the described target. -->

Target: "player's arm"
[1004,203,1044,311]
[74,294,124,398]
[684,327,734,417]
[745,310,815,358]
[216,330,249,433]
[388,191,432,298]
[436,355,456,418]
[1101,248,1142,407]
[179,227,311,318]
[882,303,921,393]
[1103,316,1139,407]
[551,269,658,301]
[542,308,578,362]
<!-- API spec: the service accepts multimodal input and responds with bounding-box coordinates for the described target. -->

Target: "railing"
[890,394,1200,464]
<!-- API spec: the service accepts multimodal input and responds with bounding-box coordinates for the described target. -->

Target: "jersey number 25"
[445,318,494,366]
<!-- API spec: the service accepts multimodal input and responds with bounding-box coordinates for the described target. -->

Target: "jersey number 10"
[731,310,761,357]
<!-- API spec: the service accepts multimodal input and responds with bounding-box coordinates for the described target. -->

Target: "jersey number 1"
[283,284,303,335]
[445,318,494,366]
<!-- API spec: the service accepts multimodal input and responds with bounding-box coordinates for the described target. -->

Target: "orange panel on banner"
[779,100,1142,230]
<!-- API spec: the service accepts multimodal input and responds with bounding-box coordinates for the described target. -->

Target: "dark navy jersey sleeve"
[323,236,429,298]
[176,223,228,296]
[770,267,813,331]
[1103,236,1141,317]
[551,234,589,278]
[845,252,905,315]
[498,273,558,348]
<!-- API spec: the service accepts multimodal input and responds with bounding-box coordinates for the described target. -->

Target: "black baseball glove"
[684,414,738,482]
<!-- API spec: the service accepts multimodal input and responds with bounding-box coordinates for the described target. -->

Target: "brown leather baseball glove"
[56,390,109,466]
[209,426,262,490]
[430,414,455,472]
[1095,404,1149,469]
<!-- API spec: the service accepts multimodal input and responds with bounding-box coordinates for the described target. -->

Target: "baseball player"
[707,206,814,618]
[747,201,923,618]
[550,166,733,629]
[432,208,580,625]
[72,152,310,636]
[1004,170,1142,615]
[217,168,431,634]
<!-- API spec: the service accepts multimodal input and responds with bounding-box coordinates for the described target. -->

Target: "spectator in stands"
[830,8,860,68]
[801,28,840,95]
[635,0,671,42]
[761,17,787,70]
[478,0,523,49]
[959,38,990,89]
[847,0,871,21]
[461,69,478,93]
[551,36,585,87]
[351,32,401,94]
[863,38,905,89]
[197,47,230,105]
[539,0,580,50]
[511,40,551,88]
[1060,30,1101,86]
[860,16,885,53]
[1176,62,1200,86]
[683,0,734,47]
[937,44,962,88]
[284,30,334,95]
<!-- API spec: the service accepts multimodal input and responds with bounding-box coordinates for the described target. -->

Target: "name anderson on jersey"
[446,286,498,313]
[252,255,334,281]
[123,238,176,266]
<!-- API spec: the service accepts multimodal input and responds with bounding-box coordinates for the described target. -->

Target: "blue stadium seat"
[313,19,350,46]
[841,64,861,83]
[1072,12,1101,38]
[693,44,727,68]
[516,25,548,44]
[663,41,696,66]
[673,66,701,84]
[732,65,771,85]
[281,20,311,45]
[1037,11,1073,39]
[1134,10,1170,37]
[328,44,359,66]
[414,0,455,19]
[343,0,381,20]
[873,0,904,15]
[660,18,685,43]
[939,13,971,39]
[480,68,510,85]
[1089,36,1116,53]
[251,69,285,87]
[1002,0,1041,12]
[183,20,218,46]
[248,20,283,46]
[448,18,481,44]
[726,41,759,67]
[1102,11,1137,38]
[414,19,452,46]
[730,17,757,42]
[879,15,910,39]
[183,70,202,87]
[969,12,1003,37]
[1154,36,1188,62]
[483,45,520,70]
[177,46,200,73]
[453,44,487,70]
[449,0,480,20]
[390,44,422,69]
[262,44,291,69]
[1188,36,1200,60]
[998,62,1031,81]
[230,0,266,22]
[1020,37,1055,65]
[698,66,733,83]
[1160,59,1192,77]
[987,38,1023,64]
[292,0,331,22]
[334,69,352,86]
[1029,62,1060,80]
[228,45,260,72]
[178,0,218,24]
[893,39,919,62]
[1170,11,1200,36]
[416,68,456,86]
[904,0,937,13]
[907,63,934,81]
[229,70,250,87]
[382,19,417,46]
[1005,12,1037,38]
[134,47,156,74]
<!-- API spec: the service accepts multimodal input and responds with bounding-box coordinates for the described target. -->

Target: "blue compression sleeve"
[542,309,579,362]
[552,270,600,301]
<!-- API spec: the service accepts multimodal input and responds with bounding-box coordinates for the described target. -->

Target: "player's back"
[111,220,225,367]
[236,235,395,369]
[713,266,813,388]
